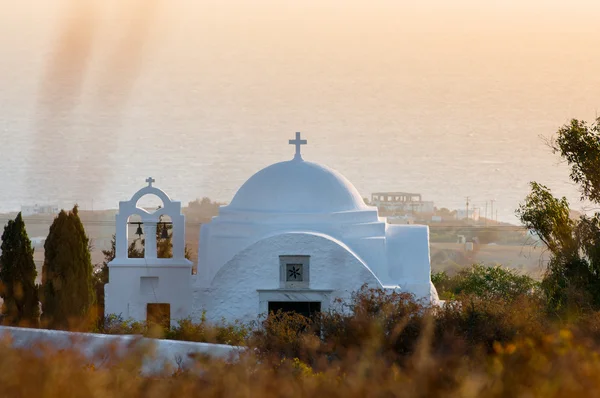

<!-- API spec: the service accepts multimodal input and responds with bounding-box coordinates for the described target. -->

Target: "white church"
[105,134,439,325]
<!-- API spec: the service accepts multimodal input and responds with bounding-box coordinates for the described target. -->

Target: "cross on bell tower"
[289,132,307,160]
[146,177,155,187]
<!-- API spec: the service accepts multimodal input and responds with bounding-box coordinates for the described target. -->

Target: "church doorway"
[147,303,171,329]
[268,301,321,318]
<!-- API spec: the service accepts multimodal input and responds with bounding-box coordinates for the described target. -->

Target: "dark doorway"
[268,301,321,318]
[147,303,171,329]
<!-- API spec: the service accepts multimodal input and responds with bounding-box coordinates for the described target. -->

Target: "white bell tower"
[104,178,193,326]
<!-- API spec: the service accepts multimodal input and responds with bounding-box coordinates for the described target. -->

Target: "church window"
[280,256,310,288]
[140,276,159,295]
[287,264,303,281]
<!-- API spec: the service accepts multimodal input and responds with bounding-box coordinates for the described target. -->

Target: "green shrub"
[431,271,456,300]
[433,264,539,301]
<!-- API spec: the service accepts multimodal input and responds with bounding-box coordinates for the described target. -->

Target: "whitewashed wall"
[386,224,438,300]
[105,262,193,322]
[193,232,383,323]
[105,180,194,324]
[0,326,242,374]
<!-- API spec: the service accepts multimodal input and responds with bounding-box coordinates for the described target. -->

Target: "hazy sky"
[1,0,599,221]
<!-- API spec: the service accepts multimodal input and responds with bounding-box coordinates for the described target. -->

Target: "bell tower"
[104,178,193,326]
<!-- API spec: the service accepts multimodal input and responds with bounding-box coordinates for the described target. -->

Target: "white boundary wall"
[0,326,243,374]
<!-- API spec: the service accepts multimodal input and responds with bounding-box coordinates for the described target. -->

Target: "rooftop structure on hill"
[371,192,434,214]
[21,204,59,217]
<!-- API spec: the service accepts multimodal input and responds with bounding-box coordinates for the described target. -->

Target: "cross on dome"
[289,132,307,160]
[146,177,156,187]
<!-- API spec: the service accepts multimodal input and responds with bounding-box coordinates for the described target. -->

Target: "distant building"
[370,192,434,214]
[386,214,416,224]
[29,237,46,248]
[21,204,59,216]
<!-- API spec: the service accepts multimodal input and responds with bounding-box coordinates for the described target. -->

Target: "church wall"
[197,223,211,279]
[195,214,388,289]
[217,208,380,224]
[105,264,193,323]
[196,224,253,288]
[104,178,195,324]
[344,236,389,283]
[385,224,435,296]
[192,232,382,324]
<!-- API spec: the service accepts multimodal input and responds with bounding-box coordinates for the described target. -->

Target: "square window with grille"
[280,256,309,288]
[286,264,303,282]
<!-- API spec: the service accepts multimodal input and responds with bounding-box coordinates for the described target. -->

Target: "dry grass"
[1,324,600,397]
[4,287,600,397]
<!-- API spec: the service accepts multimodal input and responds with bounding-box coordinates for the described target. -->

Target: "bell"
[135,223,143,237]
[160,224,169,239]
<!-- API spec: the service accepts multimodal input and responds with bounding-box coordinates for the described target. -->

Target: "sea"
[1,1,599,223]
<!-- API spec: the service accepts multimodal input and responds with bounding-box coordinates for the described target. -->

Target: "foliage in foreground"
[249,286,550,365]
[5,287,600,397]
[100,282,551,364]
[94,266,541,352]
[98,313,249,346]
[0,330,596,398]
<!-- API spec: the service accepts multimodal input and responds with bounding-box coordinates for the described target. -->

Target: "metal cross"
[289,132,307,160]
[146,177,155,187]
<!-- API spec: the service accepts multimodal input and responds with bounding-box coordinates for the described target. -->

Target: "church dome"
[225,159,370,214]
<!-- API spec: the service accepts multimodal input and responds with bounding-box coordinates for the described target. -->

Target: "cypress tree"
[0,213,40,325]
[41,206,95,329]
